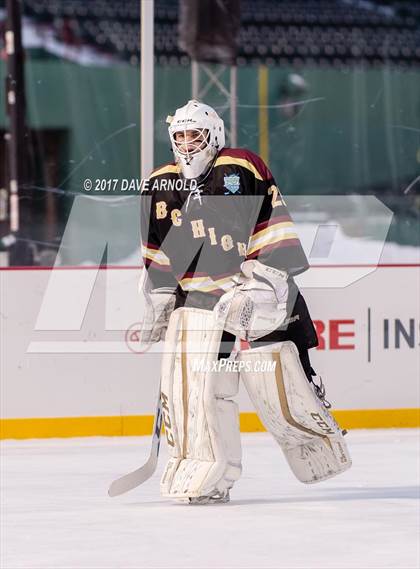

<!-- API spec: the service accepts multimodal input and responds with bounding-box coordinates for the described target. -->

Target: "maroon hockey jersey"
[140,147,318,354]
[141,148,308,295]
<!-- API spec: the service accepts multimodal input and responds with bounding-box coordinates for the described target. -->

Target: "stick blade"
[108,396,162,497]
[108,455,158,497]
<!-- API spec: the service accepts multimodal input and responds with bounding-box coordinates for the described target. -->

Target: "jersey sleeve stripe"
[248,221,295,249]
[142,241,159,251]
[149,164,180,179]
[214,156,264,181]
[141,244,171,266]
[253,214,292,232]
[247,227,299,256]
[246,238,302,259]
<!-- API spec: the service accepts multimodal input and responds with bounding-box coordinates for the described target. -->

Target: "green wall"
[266,67,420,194]
[1,59,418,193]
[0,58,418,262]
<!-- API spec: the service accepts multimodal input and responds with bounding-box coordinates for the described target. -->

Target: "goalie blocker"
[159,307,351,503]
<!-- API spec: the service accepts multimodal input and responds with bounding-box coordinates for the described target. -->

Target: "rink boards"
[1,265,419,438]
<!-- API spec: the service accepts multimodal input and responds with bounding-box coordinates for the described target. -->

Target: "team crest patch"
[223,174,241,194]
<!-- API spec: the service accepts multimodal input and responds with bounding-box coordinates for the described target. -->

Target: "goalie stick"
[108,392,163,497]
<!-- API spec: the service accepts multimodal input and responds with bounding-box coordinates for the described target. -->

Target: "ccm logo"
[161,391,175,447]
[310,412,335,435]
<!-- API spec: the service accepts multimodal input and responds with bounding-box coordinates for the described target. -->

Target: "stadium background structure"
[0,0,419,265]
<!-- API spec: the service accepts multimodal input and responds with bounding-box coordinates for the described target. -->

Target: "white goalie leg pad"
[160,307,242,500]
[238,341,351,483]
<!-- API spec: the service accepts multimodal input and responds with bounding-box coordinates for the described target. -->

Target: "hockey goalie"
[139,99,351,504]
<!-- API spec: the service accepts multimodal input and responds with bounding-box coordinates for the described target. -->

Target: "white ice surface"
[1,430,419,569]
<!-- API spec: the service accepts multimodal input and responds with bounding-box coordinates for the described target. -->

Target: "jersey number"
[268,185,286,208]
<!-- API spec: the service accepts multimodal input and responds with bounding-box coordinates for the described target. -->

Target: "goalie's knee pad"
[160,307,242,500]
[238,341,351,483]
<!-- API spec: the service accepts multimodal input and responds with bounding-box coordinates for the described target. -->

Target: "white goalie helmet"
[167,99,225,179]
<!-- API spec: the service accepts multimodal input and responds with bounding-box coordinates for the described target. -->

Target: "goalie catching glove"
[214,259,289,341]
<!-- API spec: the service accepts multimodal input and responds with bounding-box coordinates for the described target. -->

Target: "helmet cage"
[171,128,210,163]
[167,100,225,179]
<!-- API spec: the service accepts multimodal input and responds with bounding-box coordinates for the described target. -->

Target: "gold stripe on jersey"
[247,222,298,256]
[179,274,236,293]
[142,244,171,266]
[214,156,264,181]
[150,164,180,179]
[250,220,294,243]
